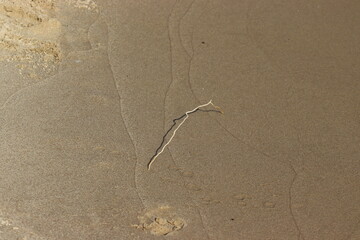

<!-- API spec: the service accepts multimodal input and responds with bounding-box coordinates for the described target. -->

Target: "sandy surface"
[0,0,359,239]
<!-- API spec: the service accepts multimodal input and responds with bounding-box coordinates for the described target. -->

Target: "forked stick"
[147,100,223,170]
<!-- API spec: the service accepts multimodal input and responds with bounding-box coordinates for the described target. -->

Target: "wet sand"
[0,1,359,239]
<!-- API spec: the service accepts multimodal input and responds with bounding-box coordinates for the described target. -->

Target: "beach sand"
[0,0,359,239]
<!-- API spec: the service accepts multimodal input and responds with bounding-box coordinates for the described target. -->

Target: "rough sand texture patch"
[65,0,98,12]
[133,206,186,236]
[0,0,98,79]
[0,0,61,77]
